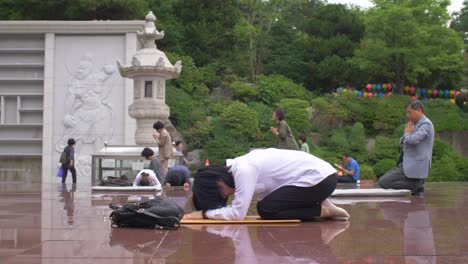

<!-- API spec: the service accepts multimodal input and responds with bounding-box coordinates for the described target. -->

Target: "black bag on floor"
[109,197,184,230]
[99,176,132,187]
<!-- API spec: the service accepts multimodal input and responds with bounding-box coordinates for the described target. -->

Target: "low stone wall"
[437,130,468,157]
[0,156,42,183]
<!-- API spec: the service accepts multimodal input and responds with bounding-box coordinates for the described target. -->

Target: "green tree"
[450,0,468,90]
[0,0,148,20]
[172,0,241,67]
[354,0,464,92]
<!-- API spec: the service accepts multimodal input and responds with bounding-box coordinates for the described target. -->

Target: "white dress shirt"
[206,148,336,220]
[133,169,161,187]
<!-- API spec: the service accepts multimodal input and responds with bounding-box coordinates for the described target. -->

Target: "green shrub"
[276,98,311,136]
[425,99,468,132]
[348,122,366,152]
[257,74,309,106]
[221,101,260,141]
[359,165,377,181]
[370,136,400,163]
[184,120,212,150]
[374,159,396,177]
[327,129,350,153]
[203,139,248,165]
[166,86,194,128]
[230,81,258,101]
[248,102,274,132]
[428,139,468,182]
[166,52,209,96]
[372,97,407,131]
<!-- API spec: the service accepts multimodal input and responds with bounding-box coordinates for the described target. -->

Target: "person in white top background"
[133,169,161,187]
[184,148,350,221]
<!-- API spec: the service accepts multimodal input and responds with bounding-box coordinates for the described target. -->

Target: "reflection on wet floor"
[0,182,467,263]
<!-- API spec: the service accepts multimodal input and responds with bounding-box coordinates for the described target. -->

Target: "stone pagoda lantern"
[117,11,182,146]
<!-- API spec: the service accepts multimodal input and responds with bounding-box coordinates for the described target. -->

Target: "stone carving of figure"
[56,53,116,178]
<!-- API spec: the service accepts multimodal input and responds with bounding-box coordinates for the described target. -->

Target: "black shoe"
[411,187,424,196]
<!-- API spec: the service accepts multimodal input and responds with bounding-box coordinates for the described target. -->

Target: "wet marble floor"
[0,182,467,264]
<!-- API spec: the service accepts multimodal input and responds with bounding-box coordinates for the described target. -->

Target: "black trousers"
[257,174,337,220]
[337,175,357,183]
[378,163,424,193]
[62,166,77,184]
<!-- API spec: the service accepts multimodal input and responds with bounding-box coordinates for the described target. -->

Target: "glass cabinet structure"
[91,145,183,185]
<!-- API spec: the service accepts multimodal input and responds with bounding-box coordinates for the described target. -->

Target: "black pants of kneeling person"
[257,174,337,220]
[378,163,424,194]
[62,166,77,184]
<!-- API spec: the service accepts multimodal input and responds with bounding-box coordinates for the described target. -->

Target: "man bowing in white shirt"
[184,148,350,221]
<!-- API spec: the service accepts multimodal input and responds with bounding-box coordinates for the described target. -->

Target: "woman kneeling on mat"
[184,148,350,221]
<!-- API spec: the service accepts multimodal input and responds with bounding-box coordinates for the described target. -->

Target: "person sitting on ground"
[298,134,310,153]
[133,169,161,187]
[141,147,163,183]
[183,148,350,221]
[164,165,191,188]
[336,154,360,183]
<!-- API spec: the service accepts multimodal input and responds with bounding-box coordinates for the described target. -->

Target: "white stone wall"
[49,35,127,183]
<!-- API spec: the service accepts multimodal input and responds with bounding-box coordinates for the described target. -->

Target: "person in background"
[336,154,360,183]
[270,109,299,150]
[175,140,190,165]
[152,121,173,178]
[298,134,310,153]
[378,100,434,196]
[140,147,163,183]
[62,138,77,184]
[164,165,191,189]
[133,169,161,187]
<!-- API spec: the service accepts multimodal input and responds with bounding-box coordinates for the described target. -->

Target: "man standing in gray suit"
[378,101,434,196]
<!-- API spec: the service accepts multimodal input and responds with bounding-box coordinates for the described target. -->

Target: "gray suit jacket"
[400,116,435,179]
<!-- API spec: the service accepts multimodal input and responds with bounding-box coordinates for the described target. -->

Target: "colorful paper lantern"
[424,97,429,102]
[358,91,363,97]
[421,88,427,95]
[383,83,387,90]
[387,83,393,89]
[411,96,417,101]
[377,84,382,91]
[404,86,410,93]
[387,91,393,96]
[432,89,438,96]
[455,91,461,96]
[366,84,372,91]
[449,90,454,96]
[410,86,416,94]
[416,88,421,95]
[450,99,455,104]
[368,92,374,98]
[428,89,432,96]
[364,92,368,98]
[444,89,449,96]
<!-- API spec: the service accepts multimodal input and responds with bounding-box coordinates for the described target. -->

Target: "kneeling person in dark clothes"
[165,165,191,188]
[183,148,350,221]
[336,154,360,183]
